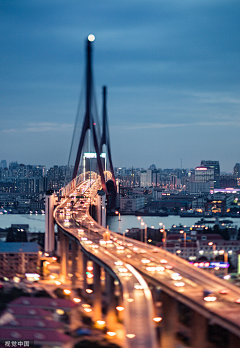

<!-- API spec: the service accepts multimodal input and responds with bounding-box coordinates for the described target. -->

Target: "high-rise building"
[146,169,152,187]
[200,160,220,188]
[0,160,7,169]
[140,170,147,187]
[195,167,214,184]
[233,163,240,178]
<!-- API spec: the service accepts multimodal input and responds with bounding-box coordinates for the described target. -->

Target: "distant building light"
[195,167,208,171]
[190,261,229,269]
[84,152,97,159]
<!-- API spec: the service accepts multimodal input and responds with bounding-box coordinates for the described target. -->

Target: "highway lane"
[105,236,240,336]
[54,179,158,348]
[56,177,240,339]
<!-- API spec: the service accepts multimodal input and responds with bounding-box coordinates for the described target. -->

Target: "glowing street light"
[96,320,105,325]
[180,230,186,258]
[159,223,166,250]
[153,317,162,323]
[140,219,144,242]
[73,298,81,303]
[208,242,216,261]
[144,224,147,244]
[123,229,128,245]
[107,332,116,337]
[86,289,93,294]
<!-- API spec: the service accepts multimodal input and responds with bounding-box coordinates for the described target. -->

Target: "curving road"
[55,177,240,342]
[54,179,158,348]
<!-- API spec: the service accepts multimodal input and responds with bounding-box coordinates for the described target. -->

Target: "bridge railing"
[60,170,113,198]
[60,171,100,197]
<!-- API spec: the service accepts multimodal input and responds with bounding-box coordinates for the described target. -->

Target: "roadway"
[55,177,240,342]
[54,179,158,348]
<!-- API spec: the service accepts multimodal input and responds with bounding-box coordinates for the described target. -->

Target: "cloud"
[2,122,73,133]
[119,120,240,130]
[190,92,240,105]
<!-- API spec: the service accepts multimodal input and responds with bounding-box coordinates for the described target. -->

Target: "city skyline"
[0,158,237,174]
[1,1,240,171]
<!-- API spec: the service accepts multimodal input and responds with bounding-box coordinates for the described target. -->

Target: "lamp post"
[124,229,129,245]
[208,241,217,262]
[137,216,142,242]
[144,224,147,244]
[141,219,144,242]
[180,230,186,259]
[224,251,228,276]
[159,223,166,250]
[115,211,121,233]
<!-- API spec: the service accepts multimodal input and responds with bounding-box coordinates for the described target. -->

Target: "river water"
[107,215,240,233]
[1,213,240,234]
[0,214,46,232]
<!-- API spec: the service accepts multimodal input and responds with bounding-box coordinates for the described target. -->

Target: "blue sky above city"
[0,0,240,171]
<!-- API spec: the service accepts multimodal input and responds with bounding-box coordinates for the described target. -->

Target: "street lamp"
[144,224,147,244]
[208,242,216,262]
[180,230,186,259]
[159,223,166,250]
[224,251,228,276]
[115,211,121,232]
[115,211,121,221]
[141,219,145,243]
[124,229,129,245]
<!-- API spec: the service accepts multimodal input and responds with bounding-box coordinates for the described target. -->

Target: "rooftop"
[5,306,51,318]
[9,296,76,310]
[0,327,70,345]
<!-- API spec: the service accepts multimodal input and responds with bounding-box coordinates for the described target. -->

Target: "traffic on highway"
[55,176,240,344]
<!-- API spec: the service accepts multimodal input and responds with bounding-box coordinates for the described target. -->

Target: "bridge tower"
[101,86,116,189]
[72,35,106,192]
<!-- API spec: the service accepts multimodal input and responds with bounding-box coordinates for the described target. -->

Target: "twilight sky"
[0,0,240,172]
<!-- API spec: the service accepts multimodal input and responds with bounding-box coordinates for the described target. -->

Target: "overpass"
[53,174,240,348]
[54,175,158,348]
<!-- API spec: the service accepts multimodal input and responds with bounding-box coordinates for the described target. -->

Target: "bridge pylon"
[72,35,106,193]
[101,86,116,191]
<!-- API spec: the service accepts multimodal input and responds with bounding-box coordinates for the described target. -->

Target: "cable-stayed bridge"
[49,36,240,348]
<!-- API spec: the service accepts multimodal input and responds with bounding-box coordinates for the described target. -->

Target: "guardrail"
[60,170,113,197]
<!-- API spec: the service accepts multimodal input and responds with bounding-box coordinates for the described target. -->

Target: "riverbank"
[1,213,240,237]
[107,214,240,233]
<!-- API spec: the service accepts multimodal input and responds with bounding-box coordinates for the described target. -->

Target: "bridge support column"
[161,292,177,348]
[117,292,124,322]
[97,190,106,227]
[82,253,88,292]
[151,286,158,318]
[229,333,240,348]
[77,246,83,281]
[71,240,77,288]
[45,190,55,255]
[65,234,69,278]
[191,311,207,348]
[60,230,68,282]
[105,272,116,330]
[93,262,102,322]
